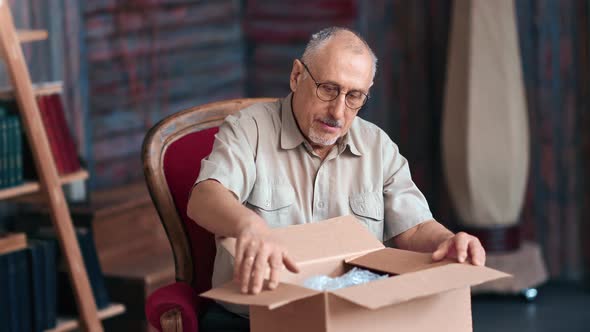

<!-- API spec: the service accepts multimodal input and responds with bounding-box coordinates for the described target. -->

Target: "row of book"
[0,111,23,188]
[0,226,110,332]
[0,92,81,189]
[0,232,57,332]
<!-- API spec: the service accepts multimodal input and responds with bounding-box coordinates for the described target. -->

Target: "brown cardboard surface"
[332,263,510,309]
[280,257,347,284]
[346,247,451,274]
[250,294,328,332]
[327,288,472,332]
[220,215,384,263]
[201,280,319,310]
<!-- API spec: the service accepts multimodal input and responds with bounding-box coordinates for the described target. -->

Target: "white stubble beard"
[308,122,340,146]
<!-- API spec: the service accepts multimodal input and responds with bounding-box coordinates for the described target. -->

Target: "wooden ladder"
[0,2,102,330]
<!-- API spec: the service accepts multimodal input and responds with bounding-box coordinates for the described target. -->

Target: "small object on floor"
[521,287,538,301]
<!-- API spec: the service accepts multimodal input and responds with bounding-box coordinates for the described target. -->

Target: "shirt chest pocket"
[349,192,385,239]
[246,184,295,227]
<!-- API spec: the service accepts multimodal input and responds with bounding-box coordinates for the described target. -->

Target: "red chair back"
[142,98,277,300]
[162,127,219,294]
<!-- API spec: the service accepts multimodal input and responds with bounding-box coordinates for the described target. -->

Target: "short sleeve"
[382,136,433,241]
[194,114,257,203]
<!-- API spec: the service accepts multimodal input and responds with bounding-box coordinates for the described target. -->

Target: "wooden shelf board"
[16,29,48,43]
[0,169,89,200]
[45,303,126,332]
[0,80,63,99]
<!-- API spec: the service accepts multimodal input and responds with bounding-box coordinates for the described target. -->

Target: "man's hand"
[234,222,300,294]
[431,232,486,266]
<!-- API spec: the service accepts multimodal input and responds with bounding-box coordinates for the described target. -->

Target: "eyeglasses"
[300,60,369,110]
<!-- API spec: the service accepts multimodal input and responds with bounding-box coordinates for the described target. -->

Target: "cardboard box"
[202,216,510,332]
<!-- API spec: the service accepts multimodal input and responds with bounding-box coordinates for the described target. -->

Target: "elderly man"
[188,27,486,316]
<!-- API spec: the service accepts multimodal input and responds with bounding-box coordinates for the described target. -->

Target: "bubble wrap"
[303,267,388,291]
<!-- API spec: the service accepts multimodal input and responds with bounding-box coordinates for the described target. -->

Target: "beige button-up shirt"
[195,93,432,314]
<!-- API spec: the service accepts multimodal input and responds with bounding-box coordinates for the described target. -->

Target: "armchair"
[142,98,277,331]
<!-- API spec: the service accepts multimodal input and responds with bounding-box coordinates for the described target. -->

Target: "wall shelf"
[0,80,63,99]
[0,169,89,200]
[46,303,126,332]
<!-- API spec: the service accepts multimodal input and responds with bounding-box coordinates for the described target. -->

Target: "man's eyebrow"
[322,80,369,94]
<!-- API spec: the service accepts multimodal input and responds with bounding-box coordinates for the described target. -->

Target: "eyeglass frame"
[299,60,370,110]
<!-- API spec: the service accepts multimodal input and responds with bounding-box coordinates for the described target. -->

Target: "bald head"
[301,27,378,79]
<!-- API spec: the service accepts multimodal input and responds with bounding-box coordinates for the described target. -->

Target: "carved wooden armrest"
[160,308,183,332]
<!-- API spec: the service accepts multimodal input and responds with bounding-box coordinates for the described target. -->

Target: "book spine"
[8,116,16,187]
[14,116,23,184]
[27,241,45,332]
[0,253,11,331]
[38,95,65,174]
[0,117,7,188]
[16,250,32,332]
[52,94,80,173]
[44,239,57,329]
[48,94,69,174]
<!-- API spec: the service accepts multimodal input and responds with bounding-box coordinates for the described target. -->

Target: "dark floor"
[472,281,590,332]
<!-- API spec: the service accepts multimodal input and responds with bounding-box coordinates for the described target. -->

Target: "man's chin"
[309,135,338,147]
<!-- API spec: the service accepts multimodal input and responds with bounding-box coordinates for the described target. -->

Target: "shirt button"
[265,200,270,207]
[318,201,324,209]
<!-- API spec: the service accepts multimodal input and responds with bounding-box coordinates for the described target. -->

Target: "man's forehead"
[313,52,373,90]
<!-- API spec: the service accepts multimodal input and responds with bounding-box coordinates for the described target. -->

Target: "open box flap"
[220,215,384,264]
[331,263,511,310]
[345,248,451,274]
[201,281,320,310]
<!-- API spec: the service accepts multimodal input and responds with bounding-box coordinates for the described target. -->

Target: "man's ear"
[289,59,304,92]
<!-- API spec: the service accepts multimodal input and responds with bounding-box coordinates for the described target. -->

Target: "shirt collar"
[280,93,363,157]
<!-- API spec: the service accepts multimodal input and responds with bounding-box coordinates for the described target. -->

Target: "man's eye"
[322,85,339,94]
[348,92,362,100]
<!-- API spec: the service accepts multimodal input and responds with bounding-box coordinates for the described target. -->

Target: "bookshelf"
[0,2,123,331]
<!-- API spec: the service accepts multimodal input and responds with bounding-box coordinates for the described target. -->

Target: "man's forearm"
[393,220,454,252]
[187,180,268,238]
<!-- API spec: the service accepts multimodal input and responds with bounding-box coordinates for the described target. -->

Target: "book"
[48,94,80,173]
[31,226,111,314]
[0,116,7,188]
[2,92,81,179]
[26,238,58,330]
[0,249,32,332]
[26,240,45,332]
[37,94,67,174]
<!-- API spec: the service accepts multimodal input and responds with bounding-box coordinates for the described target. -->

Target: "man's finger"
[454,233,470,263]
[432,238,452,261]
[234,238,246,282]
[268,253,283,290]
[468,239,486,266]
[250,251,270,294]
[282,252,300,273]
[240,245,258,293]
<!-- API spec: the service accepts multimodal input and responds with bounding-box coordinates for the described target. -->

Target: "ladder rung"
[0,81,63,99]
[16,29,48,43]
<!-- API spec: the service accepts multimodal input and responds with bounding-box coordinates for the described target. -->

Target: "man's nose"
[328,94,347,119]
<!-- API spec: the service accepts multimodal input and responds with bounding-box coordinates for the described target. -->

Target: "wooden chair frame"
[142,98,277,330]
